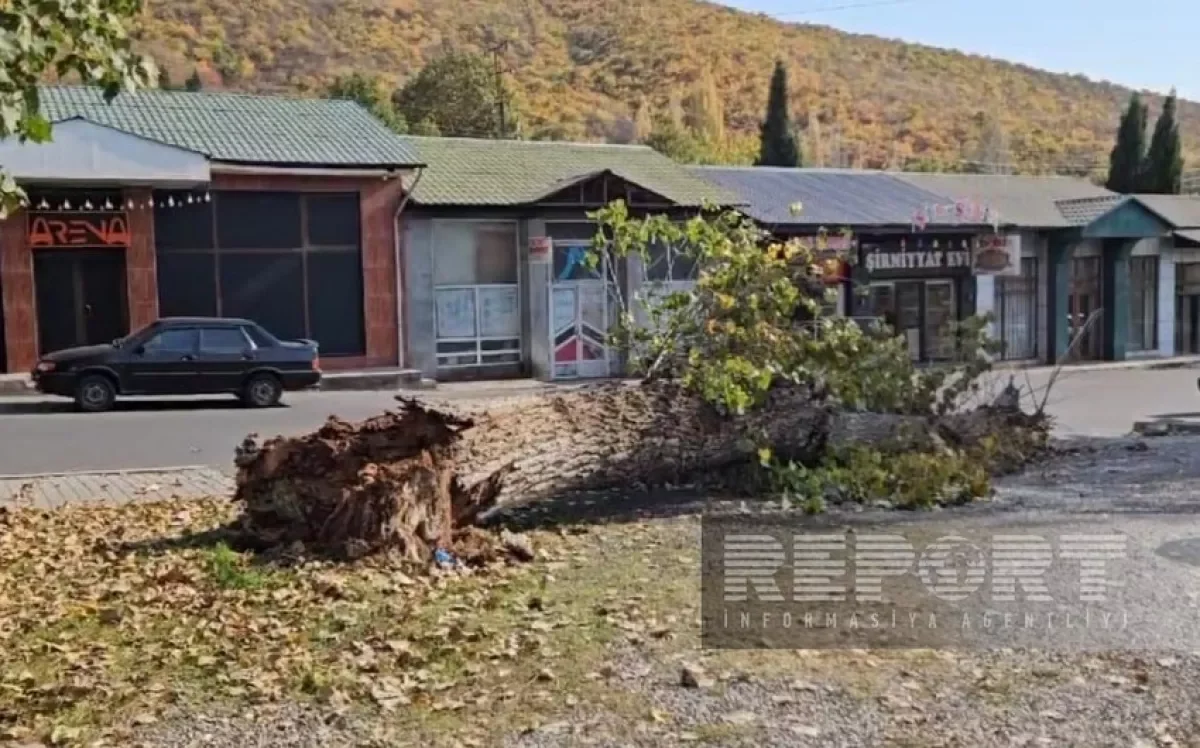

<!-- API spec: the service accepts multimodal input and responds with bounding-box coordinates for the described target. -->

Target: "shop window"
[996,257,1039,360]
[155,190,365,357]
[216,192,302,249]
[306,194,360,247]
[219,253,306,342]
[156,253,217,317]
[432,221,520,369]
[645,242,696,282]
[307,251,365,356]
[154,198,214,251]
[1129,256,1158,352]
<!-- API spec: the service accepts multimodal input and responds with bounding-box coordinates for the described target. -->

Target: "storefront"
[398,137,734,382]
[854,235,976,362]
[0,87,420,374]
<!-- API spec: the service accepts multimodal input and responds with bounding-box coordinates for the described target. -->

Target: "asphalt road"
[0,365,1198,476]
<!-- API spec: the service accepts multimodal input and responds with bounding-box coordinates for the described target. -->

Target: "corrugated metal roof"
[1054,195,1126,226]
[402,136,736,207]
[39,85,422,167]
[1132,194,1200,228]
[690,167,965,227]
[896,173,1114,228]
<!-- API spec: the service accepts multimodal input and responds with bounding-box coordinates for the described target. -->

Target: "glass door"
[1068,257,1103,361]
[924,280,957,361]
[896,281,922,361]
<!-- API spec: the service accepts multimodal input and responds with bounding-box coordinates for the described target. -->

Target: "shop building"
[397,136,736,381]
[1052,193,1200,362]
[0,86,422,374]
[694,167,1115,363]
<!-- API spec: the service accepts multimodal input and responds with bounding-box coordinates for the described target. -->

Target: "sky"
[721,0,1198,100]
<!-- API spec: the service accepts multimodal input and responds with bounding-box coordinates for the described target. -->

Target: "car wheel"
[242,373,282,408]
[75,375,116,413]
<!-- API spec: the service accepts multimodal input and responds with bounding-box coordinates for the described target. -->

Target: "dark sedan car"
[31,317,321,412]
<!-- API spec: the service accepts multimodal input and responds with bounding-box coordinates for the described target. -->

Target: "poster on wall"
[478,287,520,338]
[530,236,552,264]
[435,288,477,339]
[973,234,1020,276]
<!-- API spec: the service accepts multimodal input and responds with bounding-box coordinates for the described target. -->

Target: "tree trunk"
[232,381,922,561]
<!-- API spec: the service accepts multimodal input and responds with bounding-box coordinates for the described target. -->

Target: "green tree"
[1106,93,1147,193]
[1142,90,1183,194]
[327,73,407,133]
[644,117,704,163]
[396,51,518,139]
[685,68,725,144]
[184,69,203,92]
[755,60,802,167]
[0,0,155,215]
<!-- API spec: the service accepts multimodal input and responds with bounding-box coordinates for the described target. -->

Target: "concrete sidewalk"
[0,367,429,396]
[0,466,233,509]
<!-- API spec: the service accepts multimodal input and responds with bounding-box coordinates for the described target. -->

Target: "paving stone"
[0,467,234,508]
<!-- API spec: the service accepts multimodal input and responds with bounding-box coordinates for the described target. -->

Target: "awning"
[0,118,210,186]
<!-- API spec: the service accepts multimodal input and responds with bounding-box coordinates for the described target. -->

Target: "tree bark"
[232,381,923,561]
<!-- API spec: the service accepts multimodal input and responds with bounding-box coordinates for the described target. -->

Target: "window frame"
[431,219,522,370]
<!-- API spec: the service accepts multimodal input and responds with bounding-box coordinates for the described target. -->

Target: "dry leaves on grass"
[0,498,564,747]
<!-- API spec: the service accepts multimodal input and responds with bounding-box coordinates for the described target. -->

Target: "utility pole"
[487,38,510,139]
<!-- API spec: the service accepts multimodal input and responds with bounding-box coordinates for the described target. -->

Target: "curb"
[0,378,33,396]
[1002,356,1200,376]
[0,464,220,481]
[1132,420,1200,437]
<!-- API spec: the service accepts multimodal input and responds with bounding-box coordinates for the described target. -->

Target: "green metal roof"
[38,86,422,168]
[400,136,738,207]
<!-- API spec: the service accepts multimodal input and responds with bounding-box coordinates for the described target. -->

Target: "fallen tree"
[233,203,1050,561]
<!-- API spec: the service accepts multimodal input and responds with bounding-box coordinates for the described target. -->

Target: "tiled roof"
[38,86,422,168]
[896,173,1115,228]
[691,167,959,227]
[1131,194,1200,228]
[1054,195,1125,226]
[401,136,737,207]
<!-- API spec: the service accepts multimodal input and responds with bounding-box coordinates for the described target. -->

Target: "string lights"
[31,191,213,212]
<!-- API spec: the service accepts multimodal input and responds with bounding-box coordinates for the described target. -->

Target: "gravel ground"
[126,434,1200,748]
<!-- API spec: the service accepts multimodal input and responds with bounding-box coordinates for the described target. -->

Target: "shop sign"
[973,234,1020,276]
[28,212,131,248]
[529,236,552,264]
[864,248,971,273]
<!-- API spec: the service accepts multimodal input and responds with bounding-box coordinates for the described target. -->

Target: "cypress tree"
[1142,90,1184,194]
[1106,93,1147,193]
[755,60,802,167]
[184,69,203,92]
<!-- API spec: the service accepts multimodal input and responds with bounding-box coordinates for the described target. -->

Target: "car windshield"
[113,322,158,347]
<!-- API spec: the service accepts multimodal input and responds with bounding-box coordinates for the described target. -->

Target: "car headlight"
[35,361,56,373]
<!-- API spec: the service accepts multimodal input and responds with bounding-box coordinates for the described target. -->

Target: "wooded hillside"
[133,0,1198,174]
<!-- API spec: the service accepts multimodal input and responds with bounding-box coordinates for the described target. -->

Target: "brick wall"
[124,187,158,330]
[0,210,34,372]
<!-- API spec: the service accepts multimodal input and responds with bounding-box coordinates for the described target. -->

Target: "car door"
[127,327,199,394]
[198,326,255,393]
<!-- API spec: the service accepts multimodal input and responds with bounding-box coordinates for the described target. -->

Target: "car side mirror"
[133,344,146,356]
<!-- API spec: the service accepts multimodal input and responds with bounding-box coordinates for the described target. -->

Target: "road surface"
[0,366,1197,475]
